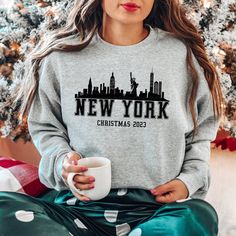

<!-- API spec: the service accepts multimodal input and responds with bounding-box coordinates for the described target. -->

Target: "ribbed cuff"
[175,172,204,198]
[55,151,70,189]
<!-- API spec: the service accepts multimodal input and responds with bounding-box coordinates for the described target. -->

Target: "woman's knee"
[160,199,218,236]
[0,191,27,210]
[129,199,219,236]
[0,191,71,236]
[0,191,41,210]
[0,191,43,221]
[0,191,33,203]
[180,199,219,227]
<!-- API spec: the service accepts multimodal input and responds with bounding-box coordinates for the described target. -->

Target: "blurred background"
[0,1,235,236]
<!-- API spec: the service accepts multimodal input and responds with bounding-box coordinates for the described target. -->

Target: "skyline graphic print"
[74,69,170,128]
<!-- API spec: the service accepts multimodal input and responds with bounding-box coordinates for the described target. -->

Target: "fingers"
[61,151,96,201]
[150,181,173,196]
[71,190,91,202]
[63,161,88,173]
[155,192,176,203]
[150,180,177,203]
[62,170,93,201]
[74,182,94,190]
[62,172,95,189]
[62,151,96,183]
[62,152,87,173]
[67,151,83,162]
[73,175,95,184]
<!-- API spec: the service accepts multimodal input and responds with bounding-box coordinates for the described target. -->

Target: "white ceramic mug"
[67,156,111,200]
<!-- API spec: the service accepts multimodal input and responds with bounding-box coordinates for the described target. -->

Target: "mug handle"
[67,172,86,196]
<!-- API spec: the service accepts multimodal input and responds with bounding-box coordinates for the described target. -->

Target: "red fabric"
[213,137,236,151]
[0,156,48,197]
[211,129,236,152]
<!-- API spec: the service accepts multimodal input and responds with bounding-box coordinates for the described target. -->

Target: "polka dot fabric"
[0,188,219,235]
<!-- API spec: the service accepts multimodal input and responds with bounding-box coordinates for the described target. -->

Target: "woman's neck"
[98,21,150,46]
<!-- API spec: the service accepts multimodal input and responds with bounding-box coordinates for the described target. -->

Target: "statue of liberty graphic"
[130,72,139,97]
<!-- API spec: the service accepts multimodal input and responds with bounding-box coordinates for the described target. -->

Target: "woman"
[0,0,224,235]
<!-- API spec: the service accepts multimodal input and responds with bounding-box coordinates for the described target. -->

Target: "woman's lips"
[121,3,140,12]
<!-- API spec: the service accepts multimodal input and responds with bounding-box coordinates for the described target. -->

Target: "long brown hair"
[4,0,224,140]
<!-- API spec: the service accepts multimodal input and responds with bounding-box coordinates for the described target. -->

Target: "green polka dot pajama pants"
[0,188,218,236]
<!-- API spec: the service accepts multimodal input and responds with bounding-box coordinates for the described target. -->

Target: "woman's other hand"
[150,179,189,203]
[62,151,95,202]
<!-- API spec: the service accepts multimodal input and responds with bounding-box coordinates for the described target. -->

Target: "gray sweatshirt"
[27,24,220,199]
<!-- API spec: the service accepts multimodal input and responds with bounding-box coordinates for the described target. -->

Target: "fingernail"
[150,189,156,194]
[72,160,77,165]
[80,166,87,171]
[84,198,90,202]
[89,184,94,189]
[89,177,95,182]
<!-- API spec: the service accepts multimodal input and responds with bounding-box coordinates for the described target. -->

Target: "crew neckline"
[94,24,158,52]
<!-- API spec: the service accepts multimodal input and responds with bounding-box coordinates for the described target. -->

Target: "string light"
[202,0,212,8]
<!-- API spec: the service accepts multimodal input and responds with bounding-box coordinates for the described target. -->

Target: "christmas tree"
[0,0,73,141]
[183,0,236,131]
[0,0,235,144]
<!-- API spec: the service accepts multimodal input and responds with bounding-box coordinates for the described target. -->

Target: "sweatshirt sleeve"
[27,53,76,191]
[175,54,221,199]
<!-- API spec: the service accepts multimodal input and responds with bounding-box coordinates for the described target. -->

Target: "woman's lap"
[0,188,218,236]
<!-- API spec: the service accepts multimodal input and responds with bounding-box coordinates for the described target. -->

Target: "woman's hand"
[61,151,95,202]
[150,179,189,203]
